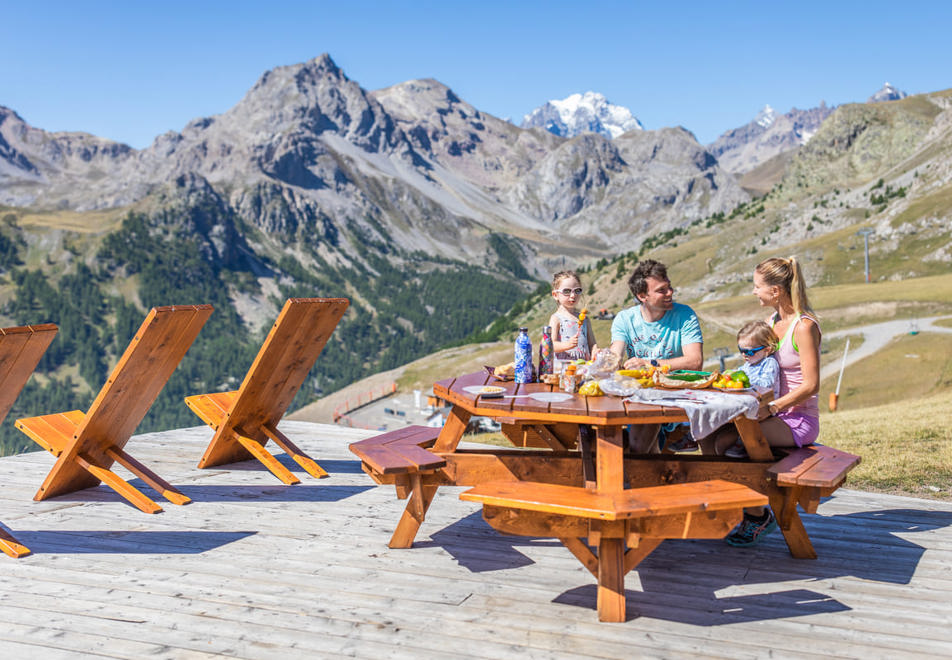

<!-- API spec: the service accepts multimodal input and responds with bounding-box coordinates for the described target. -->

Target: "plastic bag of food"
[582,350,620,382]
[598,376,642,396]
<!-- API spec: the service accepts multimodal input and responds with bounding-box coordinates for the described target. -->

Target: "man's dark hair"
[627,259,669,299]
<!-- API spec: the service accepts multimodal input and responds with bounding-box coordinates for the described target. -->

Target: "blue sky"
[4,1,951,149]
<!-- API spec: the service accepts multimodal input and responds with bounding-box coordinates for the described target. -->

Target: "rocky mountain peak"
[223,52,380,139]
[707,102,835,174]
[868,82,908,103]
[755,104,776,128]
[521,92,643,139]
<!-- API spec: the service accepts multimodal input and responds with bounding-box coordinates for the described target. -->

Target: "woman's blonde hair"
[737,321,779,354]
[756,256,814,317]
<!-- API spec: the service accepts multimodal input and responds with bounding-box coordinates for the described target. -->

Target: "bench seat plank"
[350,426,444,475]
[461,479,767,521]
[768,445,861,488]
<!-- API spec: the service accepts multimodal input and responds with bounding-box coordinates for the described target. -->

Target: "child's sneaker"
[668,432,699,453]
[726,510,777,547]
[724,441,747,459]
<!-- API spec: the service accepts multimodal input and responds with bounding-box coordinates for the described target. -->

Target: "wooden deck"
[1,421,950,659]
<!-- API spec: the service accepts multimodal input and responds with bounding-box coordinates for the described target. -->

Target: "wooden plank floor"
[1,421,951,659]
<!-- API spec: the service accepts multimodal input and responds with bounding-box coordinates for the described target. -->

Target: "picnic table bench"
[462,478,767,620]
[351,425,446,547]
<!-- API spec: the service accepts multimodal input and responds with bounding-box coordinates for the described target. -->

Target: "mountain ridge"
[1,54,746,270]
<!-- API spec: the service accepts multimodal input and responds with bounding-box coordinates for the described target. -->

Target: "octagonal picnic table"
[354,371,860,621]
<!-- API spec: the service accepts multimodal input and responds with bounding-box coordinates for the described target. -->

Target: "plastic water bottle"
[539,325,554,376]
[514,327,534,383]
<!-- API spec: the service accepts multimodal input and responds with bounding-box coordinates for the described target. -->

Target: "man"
[610,259,703,371]
[610,259,703,453]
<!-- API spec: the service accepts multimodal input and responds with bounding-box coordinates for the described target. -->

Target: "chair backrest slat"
[69,305,213,462]
[224,298,348,440]
[0,324,58,423]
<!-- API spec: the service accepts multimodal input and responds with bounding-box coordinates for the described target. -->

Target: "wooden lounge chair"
[16,305,212,515]
[0,323,58,558]
[185,298,349,484]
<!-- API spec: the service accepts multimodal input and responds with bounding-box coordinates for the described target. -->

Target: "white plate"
[463,385,506,396]
[528,392,574,403]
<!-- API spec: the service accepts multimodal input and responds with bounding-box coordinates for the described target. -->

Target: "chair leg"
[235,433,300,485]
[105,446,191,506]
[0,526,31,558]
[262,424,328,479]
[75,453,163,514]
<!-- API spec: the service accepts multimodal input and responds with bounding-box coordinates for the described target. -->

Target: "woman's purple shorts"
[776,411,820,447]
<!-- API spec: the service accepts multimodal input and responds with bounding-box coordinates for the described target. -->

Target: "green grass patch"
[819,332,952,410]
[820,389,952,499]
[12,207,125,233]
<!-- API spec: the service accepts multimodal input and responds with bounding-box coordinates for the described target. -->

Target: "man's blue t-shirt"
[610,302,703,361]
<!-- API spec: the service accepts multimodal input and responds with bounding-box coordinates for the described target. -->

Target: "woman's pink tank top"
[769,313,821,418]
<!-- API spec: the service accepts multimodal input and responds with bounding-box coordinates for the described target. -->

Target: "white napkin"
[626,389,760,439]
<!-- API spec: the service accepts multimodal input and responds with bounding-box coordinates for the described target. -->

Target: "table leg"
[577,425,596,489]
[432,406,470,453]
[597,537,626,622]
[594,426,626,620]
[595,426,624,493]
[733,416,774,462]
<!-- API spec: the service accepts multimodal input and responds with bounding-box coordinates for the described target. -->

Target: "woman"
[701,256,822,547]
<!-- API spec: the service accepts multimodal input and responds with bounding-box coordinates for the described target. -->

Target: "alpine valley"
[1,56,950,453]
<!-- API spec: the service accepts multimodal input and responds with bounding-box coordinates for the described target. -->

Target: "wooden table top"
[433,371,765,427]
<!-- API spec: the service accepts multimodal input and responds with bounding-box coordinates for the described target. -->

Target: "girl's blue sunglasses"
[738,346,765,357]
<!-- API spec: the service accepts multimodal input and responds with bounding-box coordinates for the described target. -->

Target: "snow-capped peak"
[867,82,908,103]
[520,91,644,139]
[754,104,776,129]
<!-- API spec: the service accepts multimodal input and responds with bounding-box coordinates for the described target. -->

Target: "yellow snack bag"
[579,380,603,396]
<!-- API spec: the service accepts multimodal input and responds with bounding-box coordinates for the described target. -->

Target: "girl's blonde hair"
[737,321,779,354]
[551,270,582,290]
[756,256,814,317]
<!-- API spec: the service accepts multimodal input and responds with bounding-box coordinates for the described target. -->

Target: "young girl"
[549,270,598,361]
[723,321,781,458]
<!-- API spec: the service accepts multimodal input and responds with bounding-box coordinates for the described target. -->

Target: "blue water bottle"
[514,327,534,383]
